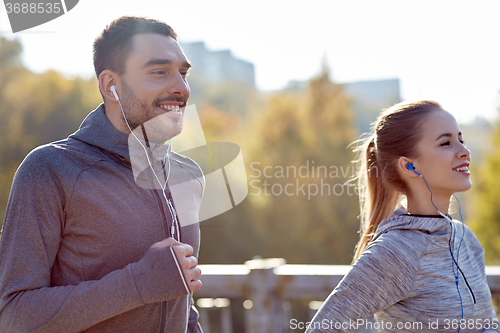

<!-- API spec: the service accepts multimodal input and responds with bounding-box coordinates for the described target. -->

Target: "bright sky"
[1,0,500,123]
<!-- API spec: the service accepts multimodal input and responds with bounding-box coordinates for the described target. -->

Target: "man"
[0,16,204,332]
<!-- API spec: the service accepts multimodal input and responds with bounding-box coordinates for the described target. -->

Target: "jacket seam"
[128,265,146,305]
[65,159,109,281]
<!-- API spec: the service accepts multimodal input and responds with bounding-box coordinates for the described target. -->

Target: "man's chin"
[157,126,182,144]
[130,113,183,144]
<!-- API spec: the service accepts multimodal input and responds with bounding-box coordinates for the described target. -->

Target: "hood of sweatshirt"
[373,207,452,241]
[70,104,170,172]
[70,104,130,163]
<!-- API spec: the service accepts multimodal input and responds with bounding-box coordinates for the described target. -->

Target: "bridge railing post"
[244,258,286,333]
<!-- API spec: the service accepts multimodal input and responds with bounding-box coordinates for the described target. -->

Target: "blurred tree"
[0,37,25,88]
[0,37,361,266]
[197,103,241,142]
[199,65,360,265]
[0,38,102,224]
[468,119,500,264]
[194,101,265,264]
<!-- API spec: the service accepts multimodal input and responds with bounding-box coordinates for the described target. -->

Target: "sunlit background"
[2,0,500,123]
[1,1,500,332]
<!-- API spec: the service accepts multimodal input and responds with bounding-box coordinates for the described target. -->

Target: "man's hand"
[150,238,202,292]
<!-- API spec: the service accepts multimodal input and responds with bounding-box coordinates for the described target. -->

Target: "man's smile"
[159,104,182,115]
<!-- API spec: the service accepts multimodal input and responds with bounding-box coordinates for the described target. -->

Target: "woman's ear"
[398,157,420,178]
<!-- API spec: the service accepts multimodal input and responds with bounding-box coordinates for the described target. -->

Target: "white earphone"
[110,85,119,101]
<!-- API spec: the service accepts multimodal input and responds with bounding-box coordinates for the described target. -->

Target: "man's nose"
[167,72,189,97]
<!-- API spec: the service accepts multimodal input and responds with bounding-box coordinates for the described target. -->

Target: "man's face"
[119,33,191,142]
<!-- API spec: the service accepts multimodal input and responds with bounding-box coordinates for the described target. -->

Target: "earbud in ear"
[407,163,421,176]
[110,85,119,101]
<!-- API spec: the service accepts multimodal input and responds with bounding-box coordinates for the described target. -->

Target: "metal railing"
[195,258,500,333]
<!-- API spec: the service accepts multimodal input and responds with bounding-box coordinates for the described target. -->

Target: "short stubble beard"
[121,80,184,143]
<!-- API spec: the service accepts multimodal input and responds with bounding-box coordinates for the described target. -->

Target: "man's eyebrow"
[142,58,192,69]
[142,58,172,68]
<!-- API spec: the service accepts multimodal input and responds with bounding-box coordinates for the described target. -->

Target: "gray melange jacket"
[0,104,205,332]
[306,208,499,333]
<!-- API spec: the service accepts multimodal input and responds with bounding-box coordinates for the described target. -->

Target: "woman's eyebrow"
[435,132,462,141]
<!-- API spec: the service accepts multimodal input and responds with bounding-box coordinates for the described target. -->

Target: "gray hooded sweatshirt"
[306,208,499,332]
[0,105,205,332]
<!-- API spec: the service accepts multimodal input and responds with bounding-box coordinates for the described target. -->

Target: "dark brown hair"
[353,100,443,260]
[93,16,177,78]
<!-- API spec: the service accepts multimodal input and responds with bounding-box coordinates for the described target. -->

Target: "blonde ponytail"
[353,137,399,261]
[352,100,443,261]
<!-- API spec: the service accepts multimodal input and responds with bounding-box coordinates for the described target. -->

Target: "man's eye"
[153,70,166,75]
[181,71,190,77]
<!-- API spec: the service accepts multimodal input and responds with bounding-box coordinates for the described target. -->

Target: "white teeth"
[454,166,469,172]
[160,105,180,112]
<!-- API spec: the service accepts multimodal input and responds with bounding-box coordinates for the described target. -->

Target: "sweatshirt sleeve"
[0,149,190,332]
[305,231,422,333]
[481,302,500,332]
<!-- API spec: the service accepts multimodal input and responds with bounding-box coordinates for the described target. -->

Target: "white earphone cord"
[418,172,467,333]
[114,90,190,333]
[116,97,179,240]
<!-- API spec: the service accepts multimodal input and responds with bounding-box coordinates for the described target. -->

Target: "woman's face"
[411,109,471,198]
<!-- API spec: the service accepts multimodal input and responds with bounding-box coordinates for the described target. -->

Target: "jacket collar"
[373,207,451,241]
[70,104,171,164]
[70,104,171,168]
[70,104,130,163]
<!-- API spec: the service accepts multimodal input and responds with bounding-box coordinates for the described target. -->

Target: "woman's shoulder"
[451,220,485,253]
[366,228,430,261]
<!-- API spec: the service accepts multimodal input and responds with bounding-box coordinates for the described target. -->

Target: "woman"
[306,100,499,332]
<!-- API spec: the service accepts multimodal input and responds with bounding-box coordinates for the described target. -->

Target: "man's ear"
[398,157,420,178]
[98,70,119,103]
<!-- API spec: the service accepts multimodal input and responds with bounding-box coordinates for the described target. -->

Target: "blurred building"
[181,41,255,88]
[459,116,495,164]
[285,77,402,134]
[343,78,401,134]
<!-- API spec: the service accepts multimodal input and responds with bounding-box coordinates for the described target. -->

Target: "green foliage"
[198,68,360,265]
[0,37,361,265]
[0,37,102,223]
[249,69,359,264]
[468,124,500,264]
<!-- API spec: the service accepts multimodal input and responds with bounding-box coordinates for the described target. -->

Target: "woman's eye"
[441,141,450,146]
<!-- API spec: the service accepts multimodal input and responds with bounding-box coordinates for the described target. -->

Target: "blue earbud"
[407,162,421,176]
